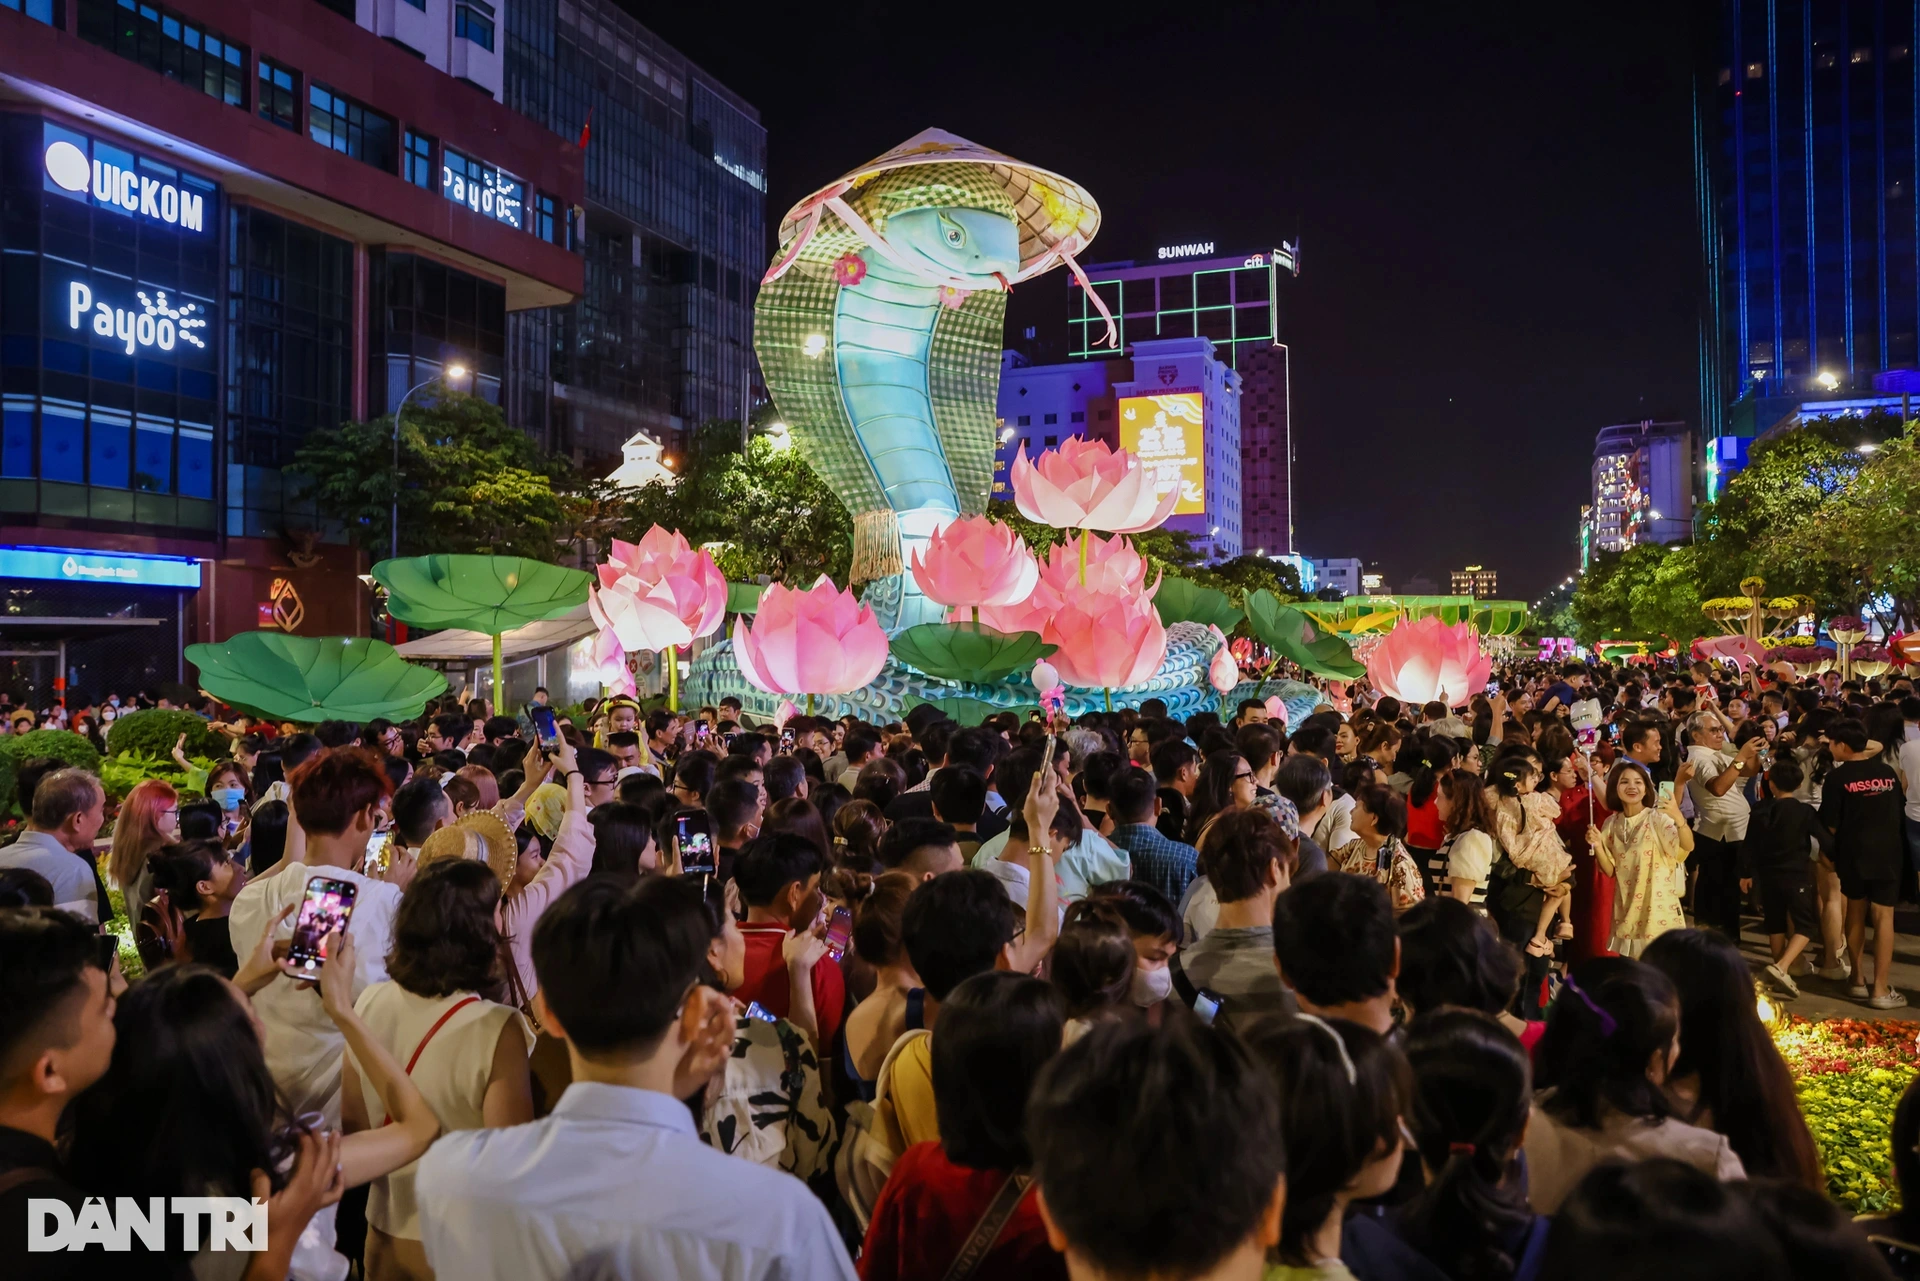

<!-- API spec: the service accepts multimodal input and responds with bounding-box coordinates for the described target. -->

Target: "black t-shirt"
[1820,759,1906,880]
[0,1126,182,1280]
[183,914,239,978]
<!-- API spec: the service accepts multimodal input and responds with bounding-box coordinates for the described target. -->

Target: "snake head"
[884,206,1020,286]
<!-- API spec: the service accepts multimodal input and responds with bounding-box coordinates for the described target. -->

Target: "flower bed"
[1774,1016,1920,1210]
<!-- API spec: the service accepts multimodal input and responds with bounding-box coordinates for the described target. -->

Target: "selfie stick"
[1570,699,1604,827]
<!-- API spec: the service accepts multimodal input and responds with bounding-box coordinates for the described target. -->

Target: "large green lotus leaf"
[727,581,765,615]
[1473,602,1530,637]
[903,695,1032,727]
[1153,577,1242,632]
[373,555,590,635]
[1243,590,1366,680]
[186,633,447,723]
[890,623,1057,684]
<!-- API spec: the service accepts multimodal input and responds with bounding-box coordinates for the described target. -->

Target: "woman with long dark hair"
[1183,751,1256,845]
[67,934,441,1276]
[1641,928,1823,1190]
[1396,1009,1547,1280]
[1524,957,1745,1213]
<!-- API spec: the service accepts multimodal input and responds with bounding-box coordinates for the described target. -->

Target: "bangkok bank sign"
[40,123,217,234]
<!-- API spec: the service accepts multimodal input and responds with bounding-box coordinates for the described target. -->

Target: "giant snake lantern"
[755,129,1114,630]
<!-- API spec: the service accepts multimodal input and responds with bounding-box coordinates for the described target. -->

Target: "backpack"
[833,1027,928,1232]
[135,888,191,972]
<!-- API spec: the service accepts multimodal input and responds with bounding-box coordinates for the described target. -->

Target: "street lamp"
[391,364,466,560]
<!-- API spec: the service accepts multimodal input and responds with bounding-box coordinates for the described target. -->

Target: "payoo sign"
[1156,242,1215,261]
[65,281,208,355]
[41,123,217,234]
[443,147,524,229]
[29,1197,266,1252]
[0,546,203,588]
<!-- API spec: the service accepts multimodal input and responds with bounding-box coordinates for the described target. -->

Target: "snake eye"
[939,213,965,249]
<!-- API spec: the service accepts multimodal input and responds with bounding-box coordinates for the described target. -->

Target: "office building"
[996,336,1243,560]
[0,0,582,702]
[1590,421,1694,556]
[1061,243,1299,555]
[1310,556,1364,598]
[1450,565,1498,598]
[1698,2,1920,439]
[503,0,765,467]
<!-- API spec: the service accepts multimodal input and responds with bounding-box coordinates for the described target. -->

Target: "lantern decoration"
[1008,437,1179,535]
[1045,590,1168,695]
[1208,640,1241,695]
[730,576,890,709]
[1365,616,1491,707]
[588,526,729,710]
[907,515,1040,613]
[1264,695,1288,727]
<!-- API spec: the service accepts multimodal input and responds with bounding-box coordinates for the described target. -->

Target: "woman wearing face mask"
[1050,899,1139,1042]
[1081,879,1182,1012]
[109,778,180,930]
[696,877,839,1186]
[206,760,254,848]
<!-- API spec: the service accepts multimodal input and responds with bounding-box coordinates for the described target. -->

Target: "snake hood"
[754,130,1115,598]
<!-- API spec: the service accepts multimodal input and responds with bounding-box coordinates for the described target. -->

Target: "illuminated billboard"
[1119,393,1205,515]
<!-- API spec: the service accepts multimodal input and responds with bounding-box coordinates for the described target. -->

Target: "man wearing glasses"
[1682,709,1763,942]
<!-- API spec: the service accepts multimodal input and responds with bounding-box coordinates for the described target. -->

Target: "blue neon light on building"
[0,546,201,588]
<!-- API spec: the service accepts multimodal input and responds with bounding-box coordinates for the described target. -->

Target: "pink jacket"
[500,807,594,1002]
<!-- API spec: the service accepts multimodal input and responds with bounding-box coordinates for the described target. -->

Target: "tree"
[294,391,569,561]
[1789,430,1920,631]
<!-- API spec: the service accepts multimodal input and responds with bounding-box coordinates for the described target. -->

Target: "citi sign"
[43,138,208,233]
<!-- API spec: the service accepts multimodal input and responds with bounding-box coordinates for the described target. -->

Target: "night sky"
[635,1,1703,601]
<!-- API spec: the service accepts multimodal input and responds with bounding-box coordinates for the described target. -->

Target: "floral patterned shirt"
[699,1010,840,1201]
[1329,836,1427,914]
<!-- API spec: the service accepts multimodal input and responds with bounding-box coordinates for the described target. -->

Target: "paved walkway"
[1741,908,1920,1022]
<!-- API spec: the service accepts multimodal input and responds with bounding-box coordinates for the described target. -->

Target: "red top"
[859,1141,1067,1281]
[733,922,847,1054]
[1406,790,1445,849]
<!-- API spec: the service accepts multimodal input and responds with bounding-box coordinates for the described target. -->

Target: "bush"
[106,708,225,760]
[0,728,101,774]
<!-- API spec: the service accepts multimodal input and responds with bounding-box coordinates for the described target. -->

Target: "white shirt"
[0,830,99,921]
[229,862,403,1118]
[1313,792,1355,852]
[1900,738,1920,823]
[1685,745,1751,842]
[972,827,1130,903]
[416,1080,856,1281]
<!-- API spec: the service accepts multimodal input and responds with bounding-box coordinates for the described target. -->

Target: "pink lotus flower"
[590,627,635,698]
[730,576,890,697]
[1046,591,1167,690]
[1010,438,1180,533]
[1264,695,1288,726]
[1208,644,1240,694]
[909,515,1040,610]
[832,252,867,287]
[1035,531,1156,598]
[589,525,729,653]
[951,576,1064,636]
[938,285,972,309]
[1364,616,1490,708]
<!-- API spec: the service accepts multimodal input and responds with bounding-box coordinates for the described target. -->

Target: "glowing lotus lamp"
[730,575,890,710]
[1009,437,1179,535]
[1045,590,1168,707]
[1365,616,1491,708]
[909,515,1040,614]
[588,525,728,708]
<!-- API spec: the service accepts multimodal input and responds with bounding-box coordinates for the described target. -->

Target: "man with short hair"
[929,765,987,859]
[715,751,766,793]
[836,728,881,791]
[575,746,621,810]
[732,832,843,1049]
[483,715,520,746]
[1683,708,1761,942]
[1150,740,1200,843]
[1824,719,1908,1008]
[230,748,403,1116]
[1233,698,1270,728]
[1272,871,1400,1033]
[1106,765,1200,904]
[763,755,807,804]
[416,877,855,1281]
[606,731,645,776]
[423,713,470,757]
[1273,756,1337,880]
[887,726,1008,839]
[705,778,763,886]
[1172,806,1301,1031]
[1027,1020,1285,1281]
[391,774,453,860]
[0,908,119,1275]
[877,817,965,881]
[0,769,107,923]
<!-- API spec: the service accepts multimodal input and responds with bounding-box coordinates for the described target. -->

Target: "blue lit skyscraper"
[1699,2,1920,436]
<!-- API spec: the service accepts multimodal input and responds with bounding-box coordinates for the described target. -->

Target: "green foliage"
[294,390,571,560]
[106,708,226,760]
[99,751,221,803]
[1243,590,1366,679]
[616,423,853,585]
[888,624,1055,684]
[0,728,101,775]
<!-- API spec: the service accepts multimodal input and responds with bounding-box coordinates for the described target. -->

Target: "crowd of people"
[4,657,1920,1280]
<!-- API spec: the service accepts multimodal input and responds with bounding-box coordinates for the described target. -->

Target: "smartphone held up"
[287,876,358,979]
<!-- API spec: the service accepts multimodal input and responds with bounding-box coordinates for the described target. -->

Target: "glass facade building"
[1700,0,1920,435]
[504,0,765,466]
